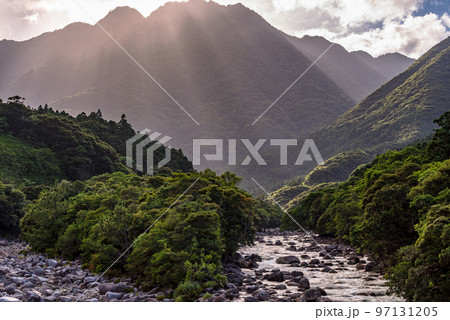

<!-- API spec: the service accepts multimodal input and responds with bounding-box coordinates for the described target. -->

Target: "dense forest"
[282,112,450,301]
[0,97,282,301]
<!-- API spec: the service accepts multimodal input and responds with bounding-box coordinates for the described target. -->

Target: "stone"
[291,271,304,277]
[114,282,130,292]
[244,296,259,302]
[250,254,262,262]
[309,259,320,265]
[84,277,96,284]
[252,289,270,301]
[317,297,333,302]
[25,289,42,302]
[43,295,56,302]
[22,282,34,289]
[274,284,287,290]
[347,256,360,265]
[99,283,117,294]
[365,262,377,272]
[212,295,226,302]
[0,297,20,302]
[4,283,17,295]
[276,256,300,264]
[33,267,44,275]
[275,240,283,246]
[301,289,322,302]
[105,292,123,301]
[356,263,365,270]
[0,266,11,275]
[298,278,310,290]
[59,296,73,302]
[245,285,259,293]
[321,266,332,273]
[46,259,58,267]
[264,271,284,282]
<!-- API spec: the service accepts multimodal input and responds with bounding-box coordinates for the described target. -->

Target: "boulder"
[0,297,20,302]
[244,296,259,302]
[0,266,11,275]
[365,262,377,272]
[25,289,42,302]
[245,286,259,293]
[291,271,304,277]
[252,289,270,301]
[264,271,284,282]
[298,278,310,290]
[105,292,123,301]
[250,254,262,262]
[46,259,58,267]
[301,288,322,302]
[276,256,300,264]
[4,283,17,295]
[317,297,333,302]
[99,283,117,294]
[212,295,226,302]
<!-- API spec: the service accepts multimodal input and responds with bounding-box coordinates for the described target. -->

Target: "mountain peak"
[98,6,144,26]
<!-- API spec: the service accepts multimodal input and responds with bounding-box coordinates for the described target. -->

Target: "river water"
[237,233,404,302]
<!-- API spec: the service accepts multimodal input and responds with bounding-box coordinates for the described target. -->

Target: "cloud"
[338,13,449,57]
[0,0,448,58]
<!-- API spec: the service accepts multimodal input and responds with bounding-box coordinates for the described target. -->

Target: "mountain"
[0,2,352,149]
[270,36,449,202]
[313,36,450,160]
[285,35,415,101]
[0,1,417,189]
[352,50,415,81]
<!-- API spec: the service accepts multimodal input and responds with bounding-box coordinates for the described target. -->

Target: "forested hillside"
[314,37,450,160]
[282,112,450,301]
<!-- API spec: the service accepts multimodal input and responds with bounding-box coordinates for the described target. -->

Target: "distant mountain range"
[285,35,414,101]
[0,2,413,151]
[272,36,450,198]
[314,36,450,160]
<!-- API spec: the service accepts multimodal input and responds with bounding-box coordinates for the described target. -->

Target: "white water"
[238,234,404,302]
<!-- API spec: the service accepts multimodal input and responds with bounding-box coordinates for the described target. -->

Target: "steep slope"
[285,35,414,101]
[352,50,415,81]
[314,36,450,160]
[0,1,353,153]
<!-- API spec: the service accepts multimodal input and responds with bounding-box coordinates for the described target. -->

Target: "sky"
[0,0,449,58]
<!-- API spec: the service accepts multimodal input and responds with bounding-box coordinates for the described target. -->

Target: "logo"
[193,139,324,166]
[126,129,172,176]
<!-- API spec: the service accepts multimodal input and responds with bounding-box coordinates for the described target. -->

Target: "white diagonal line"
[75,177,200,301]
[252,0,379,126]
[251,177,377,302]
[70,0,200,126]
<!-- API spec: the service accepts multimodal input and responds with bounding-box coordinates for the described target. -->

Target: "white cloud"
[0,0,448,58]
[338,13,449,58]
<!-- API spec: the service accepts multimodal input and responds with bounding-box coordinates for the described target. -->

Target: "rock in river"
[275,256,300,264]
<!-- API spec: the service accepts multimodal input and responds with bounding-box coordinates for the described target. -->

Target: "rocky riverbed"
[225,230,404,302]
[0,239,175,302]
[1,230,403,302]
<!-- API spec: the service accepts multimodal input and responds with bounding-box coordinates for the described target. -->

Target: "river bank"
[0,230,402,302]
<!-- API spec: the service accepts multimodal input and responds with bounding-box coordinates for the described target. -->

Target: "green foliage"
[21,171,257,300]
[282,112,450,301]
[314,37,450,160]
[0,181,26,238]
[0,99,193,185]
